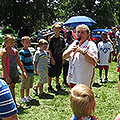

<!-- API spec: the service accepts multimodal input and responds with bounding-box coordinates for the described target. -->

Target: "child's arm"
[109,52,112,63]
[16,50,28,78]
[117,54,120,67]
[1,50,12,84]
[97,51,100,63]
[34,61,38,74]
[49,49,55,65]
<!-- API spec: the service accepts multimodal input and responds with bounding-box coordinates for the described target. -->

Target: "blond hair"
[4,34,15,42]
[38,39,48,45]
[21,36,31,42]
[69,84,96,118]
[76,24,90,34]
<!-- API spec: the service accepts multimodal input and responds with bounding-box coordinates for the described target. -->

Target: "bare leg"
[105,70,108,79]
[99,70,102,78]
[20,89,24,98]
[56,77,59,84]
[39,83,43,93]
[26,89,29,97]
[9,83,16,103]
[48,76,52,86]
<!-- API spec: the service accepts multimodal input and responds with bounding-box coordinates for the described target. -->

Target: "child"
[115,114,120,120]
[62,30,73,87]
[117,52,120,93]
[0,79,18,120]
[1,34,28,105]
[19,36,35,103]
[48,22,65,92]
[33,39,48,95]
[98,32,113,83]
[69,84,97,120]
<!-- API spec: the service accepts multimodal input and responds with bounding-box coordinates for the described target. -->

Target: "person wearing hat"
[48,23,65,92]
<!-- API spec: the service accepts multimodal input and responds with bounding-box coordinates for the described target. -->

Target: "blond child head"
[21,36,31,42]
[38,39,48,46]
[4,34,15,42]
[69,84,96,118]
[38,39,48,51]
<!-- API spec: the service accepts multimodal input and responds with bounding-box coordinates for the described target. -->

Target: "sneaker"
[20,97,29,103]
[48,86,56,93]
[39,92,46,95]
[33,87,38,95]
[98,78,102,83]
[104,78,109,83]
[56,83,66,91]
[26,96,36,101]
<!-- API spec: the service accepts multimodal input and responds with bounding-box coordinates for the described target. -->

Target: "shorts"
[38,70,48,83]
[21,75,34,89]
[2,76,19,85]
[10,76,19,84]
[117,67,120,72]
[98,65,109,70]
[48,64,62,77]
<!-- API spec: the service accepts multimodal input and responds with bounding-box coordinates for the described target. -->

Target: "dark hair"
[66,30,72,35]
[101,32,107,38]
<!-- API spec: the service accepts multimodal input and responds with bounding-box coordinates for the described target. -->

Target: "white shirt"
[98,41,113,65]
[66,40,98,87]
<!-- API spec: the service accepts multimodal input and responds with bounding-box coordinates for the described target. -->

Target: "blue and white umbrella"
[63,16,97,27]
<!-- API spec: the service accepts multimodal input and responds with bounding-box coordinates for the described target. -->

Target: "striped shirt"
[19,48,34,76]
[0,79,18,118]
[33,49,48,72]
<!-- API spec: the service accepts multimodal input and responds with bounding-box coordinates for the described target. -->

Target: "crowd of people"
[0,22,120,120]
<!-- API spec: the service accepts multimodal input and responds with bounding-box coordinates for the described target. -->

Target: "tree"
[0,0,55,31]
[53,0,117,28]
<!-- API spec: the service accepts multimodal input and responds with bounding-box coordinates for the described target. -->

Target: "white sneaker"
[26,96,36,101]
[20,97,29,103]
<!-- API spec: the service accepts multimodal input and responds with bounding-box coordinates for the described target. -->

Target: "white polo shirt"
[66,40,98,87]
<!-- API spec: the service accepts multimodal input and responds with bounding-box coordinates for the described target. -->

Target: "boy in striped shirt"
[19,36,35,103]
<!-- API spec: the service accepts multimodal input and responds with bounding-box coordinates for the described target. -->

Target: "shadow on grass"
[17,106,28,115]
[108,81,118,83]
[26,99,40,106]
[38,93,54,99]
[92,82,103,87]
[17,100,40,114]
[55,89,69,95]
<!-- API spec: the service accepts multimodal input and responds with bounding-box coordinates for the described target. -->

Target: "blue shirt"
[0,79,18,118]
[19,48,34,76]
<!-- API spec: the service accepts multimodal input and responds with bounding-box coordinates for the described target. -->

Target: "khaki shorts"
[38,70,48,83]
[21,75,34,89]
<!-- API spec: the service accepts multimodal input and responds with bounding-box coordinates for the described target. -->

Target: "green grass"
[0,61,120,120]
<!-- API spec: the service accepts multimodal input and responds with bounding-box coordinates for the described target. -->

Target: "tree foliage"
[0,0,55,31]
[0,0,120,31]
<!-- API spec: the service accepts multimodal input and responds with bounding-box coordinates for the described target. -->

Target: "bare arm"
[49,49,55,65]
[2,113,18,120]
[1,49,12,83]
[77,47,96,66]
[16,50,28,78]
[34,61,38,74]
[63,46,77,60]
[108,34,113,44]
[117,54,120,67]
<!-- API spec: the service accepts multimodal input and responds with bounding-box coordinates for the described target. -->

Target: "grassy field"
[0,61,120,120]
